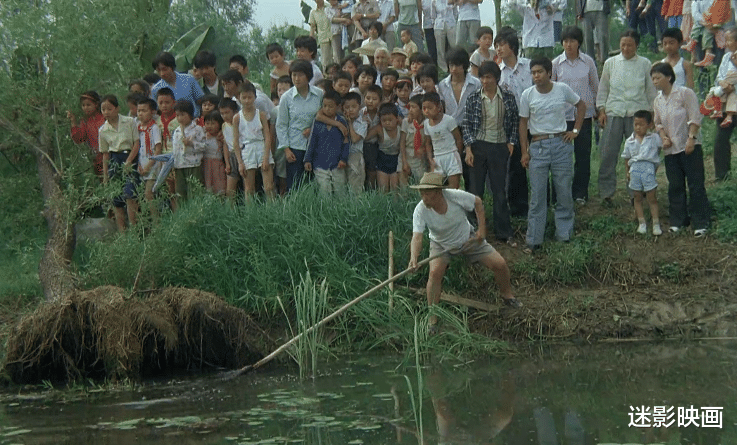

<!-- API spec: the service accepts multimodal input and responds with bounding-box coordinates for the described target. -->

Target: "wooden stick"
[221,250,446,380]
[388,231,394,310]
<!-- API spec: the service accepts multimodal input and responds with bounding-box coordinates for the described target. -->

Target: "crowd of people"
[68,0,730,257]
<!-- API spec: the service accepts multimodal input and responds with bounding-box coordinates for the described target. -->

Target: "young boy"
[171,99,206,203]
[234,82,275,200]
[229,55,249,78]
[219,98,241,199]
[362,84,383,189]
[661,28,694,90]
[414,64,441,103]
[127,93,145,119]
[273,76,294,196]
[470,26,497,78]
[408,52,433,90]
[266,44,291,94]
[401,28,419,58]
[304,89,351,195]
[622,110,662,235]
[400,94,428,185]
[325,62,341,80]
[194,50,223,97]
[196,94,219,126]
[221,69,245,104]
[366,102,402,191]
[333,71,353,98]
[310,0,335,70]
[137,98,163,219]
[155,88,179,154]
[342,91,368,193]
[390,48,409,75]
[380,68,399,104]
[422,92,463,189]
[295,35,325,86]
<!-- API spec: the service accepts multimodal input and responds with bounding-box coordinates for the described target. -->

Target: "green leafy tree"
[0,0,170,300]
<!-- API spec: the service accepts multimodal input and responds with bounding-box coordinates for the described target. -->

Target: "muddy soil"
[466,195,737,342]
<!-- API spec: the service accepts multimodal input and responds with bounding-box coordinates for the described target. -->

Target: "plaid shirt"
[461,87,519,148]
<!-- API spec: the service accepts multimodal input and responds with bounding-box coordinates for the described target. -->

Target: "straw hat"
[410,172,448,190]
[353,40,387,56]
[391,48,408,58]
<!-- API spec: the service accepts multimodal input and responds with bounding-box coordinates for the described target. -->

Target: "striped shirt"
[552,51,599,120]
[150,72,205,117]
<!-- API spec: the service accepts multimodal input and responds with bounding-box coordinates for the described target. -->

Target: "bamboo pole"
[221,250,447,380]
[388,231,394,310]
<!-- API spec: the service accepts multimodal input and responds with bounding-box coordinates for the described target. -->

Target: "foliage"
[709,176,737,243]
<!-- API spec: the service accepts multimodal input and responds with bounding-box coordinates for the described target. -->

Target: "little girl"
[367,102,401,191]
[203,111,227,195]
[233,83,274,200]
[67,90,106,178]
[98,95,140,232]
[171,100,206,203]
[196,94,219,127]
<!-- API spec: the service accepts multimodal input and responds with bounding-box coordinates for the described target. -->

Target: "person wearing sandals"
[651,62,711,237]
[408,172,521,333]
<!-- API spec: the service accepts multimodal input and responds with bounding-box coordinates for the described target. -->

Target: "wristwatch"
[572,128,579,135]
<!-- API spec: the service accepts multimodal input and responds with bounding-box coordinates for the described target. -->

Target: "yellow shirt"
[98,115,138,153]
[309,7,332,45]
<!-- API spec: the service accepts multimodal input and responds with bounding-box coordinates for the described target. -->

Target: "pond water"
[1,342,735,444]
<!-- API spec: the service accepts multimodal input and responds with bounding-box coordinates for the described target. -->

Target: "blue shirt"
[150,72,205,117]
[277,85,324,152]
[304,117,350,170]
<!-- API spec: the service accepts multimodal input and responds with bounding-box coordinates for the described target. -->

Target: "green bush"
[710,177,737,243]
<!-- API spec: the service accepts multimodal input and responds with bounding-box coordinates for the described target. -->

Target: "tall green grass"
[710,176,737,243]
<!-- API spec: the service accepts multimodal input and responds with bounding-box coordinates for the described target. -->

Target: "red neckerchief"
[196,116,204,127]
[412,119,424,156]
[138,120,156,156]
[160,111,176,141]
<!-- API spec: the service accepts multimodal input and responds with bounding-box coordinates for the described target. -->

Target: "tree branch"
[0,115,62,176]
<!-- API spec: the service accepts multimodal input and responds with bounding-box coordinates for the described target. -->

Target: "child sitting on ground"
[423,92,464,189]
[304,89,351,195]
[621,110,663,235]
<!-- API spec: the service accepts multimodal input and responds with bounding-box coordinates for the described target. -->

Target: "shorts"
[227,151,240,179]
[376,150,399,174]
[363,142,379,172]
[139,159,161,182]
[432,151,462,177]
[108,151,139,208]
[274,148,287,179]
[241,142,274,170]
[429,231,497,266]
[628,161,658,192]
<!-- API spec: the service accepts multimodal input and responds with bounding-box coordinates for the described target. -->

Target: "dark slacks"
[714,116,734,180]
[467,141,513,240]
[570,118,593,201]
[508,143,529,217]
[664,145,711,230]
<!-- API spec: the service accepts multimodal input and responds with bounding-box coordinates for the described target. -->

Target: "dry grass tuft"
[3,286,273,384]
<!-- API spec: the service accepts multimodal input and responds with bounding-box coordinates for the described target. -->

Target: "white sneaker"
[637,223,647,234]
[669,226,680,233]
[694,228,707,237]
[653,224,662,236]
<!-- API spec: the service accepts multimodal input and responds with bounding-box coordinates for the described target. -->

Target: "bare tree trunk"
[495,0,502,35]
[33,112,77,301]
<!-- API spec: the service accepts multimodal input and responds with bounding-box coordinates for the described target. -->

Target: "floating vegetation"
[3,286,274,383]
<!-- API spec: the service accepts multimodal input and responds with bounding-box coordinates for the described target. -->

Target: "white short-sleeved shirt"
[622,132,662,166]
[457,2,481,21]
[138,123,162,165]
[519,82,580,135]
[423,114,458,157]
[412,189,476,250]
[350,118,368,154]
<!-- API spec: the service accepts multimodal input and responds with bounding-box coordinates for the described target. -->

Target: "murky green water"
[1,342,735,444]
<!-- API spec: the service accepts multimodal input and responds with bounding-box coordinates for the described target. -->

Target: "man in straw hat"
[409,172,521,330]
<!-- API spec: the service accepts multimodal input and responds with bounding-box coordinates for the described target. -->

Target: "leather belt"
[531,132,566,143]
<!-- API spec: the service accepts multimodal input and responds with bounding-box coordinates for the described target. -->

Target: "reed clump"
[3,286,270,384]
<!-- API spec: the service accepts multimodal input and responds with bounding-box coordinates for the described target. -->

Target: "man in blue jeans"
[519,58,586,253]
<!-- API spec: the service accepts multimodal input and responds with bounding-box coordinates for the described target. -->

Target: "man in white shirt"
[409,172,521,332]
[519,57,586,252]
[508,0,566,59]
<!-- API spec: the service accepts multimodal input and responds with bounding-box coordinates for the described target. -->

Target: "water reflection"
[0,342,734,444]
